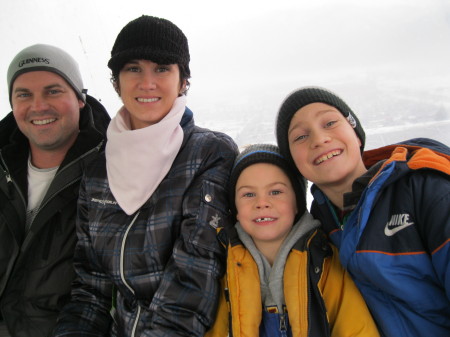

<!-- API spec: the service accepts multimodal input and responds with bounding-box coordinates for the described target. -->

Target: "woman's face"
[117,59,185,129]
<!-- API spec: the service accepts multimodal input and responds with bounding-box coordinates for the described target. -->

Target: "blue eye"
[294,134,308,143]
[270,190,282,196]
[243,192,255,198]
[48,89,62,95]
[325,120,337,128]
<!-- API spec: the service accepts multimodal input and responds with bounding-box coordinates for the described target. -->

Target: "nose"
[31,95,50,112]
[255,195,271,209]
[138,71,157,90]
[310,129,331,148]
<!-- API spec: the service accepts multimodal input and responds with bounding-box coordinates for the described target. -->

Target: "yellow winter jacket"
[206,228,380,337]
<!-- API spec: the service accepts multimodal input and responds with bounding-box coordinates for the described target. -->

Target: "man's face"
[11,71,84,161]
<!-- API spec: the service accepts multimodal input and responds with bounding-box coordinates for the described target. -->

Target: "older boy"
[276,86,450,336]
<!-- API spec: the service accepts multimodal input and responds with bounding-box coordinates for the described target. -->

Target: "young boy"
[208,144,379,336]
[276,86,450,337]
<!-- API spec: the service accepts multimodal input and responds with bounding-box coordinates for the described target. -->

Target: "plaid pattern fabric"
[54,114,238,337]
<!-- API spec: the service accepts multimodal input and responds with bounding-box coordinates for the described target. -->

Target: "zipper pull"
[279,313,287,331]
[6,173,13,196]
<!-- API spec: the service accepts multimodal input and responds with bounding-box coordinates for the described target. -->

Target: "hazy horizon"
[2,0,450,148]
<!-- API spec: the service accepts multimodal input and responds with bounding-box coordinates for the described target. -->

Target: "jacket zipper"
[279,313,288,336]
[0,153,27,208]
[120,211,141,337]
[28,142,103,232]
[224,287,233,337]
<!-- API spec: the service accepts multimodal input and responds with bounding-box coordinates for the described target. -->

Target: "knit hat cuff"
[108,15,190,78]
[108,48,185,72]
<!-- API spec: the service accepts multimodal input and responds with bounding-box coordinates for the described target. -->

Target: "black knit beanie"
[229,144,307,221]
[108,15,190,77]
[276,86,365,166]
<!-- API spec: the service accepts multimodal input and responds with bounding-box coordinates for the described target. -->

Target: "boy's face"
[235,163,297,251]
[287,102,366,194]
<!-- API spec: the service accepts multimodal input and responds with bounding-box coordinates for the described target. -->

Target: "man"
[0,44,110,337]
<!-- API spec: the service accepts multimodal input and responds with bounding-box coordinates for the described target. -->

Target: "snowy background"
[1,0,450,151]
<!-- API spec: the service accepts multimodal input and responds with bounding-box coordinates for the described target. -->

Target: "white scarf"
[106,96,186,215]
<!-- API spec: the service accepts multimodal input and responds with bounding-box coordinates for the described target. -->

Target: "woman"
[54,15,238,336]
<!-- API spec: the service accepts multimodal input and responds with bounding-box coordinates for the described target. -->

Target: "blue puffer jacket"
[311,138,450,337]
[54,108,239,337]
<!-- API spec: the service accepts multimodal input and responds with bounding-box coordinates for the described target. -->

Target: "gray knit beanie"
[276,86,365,165]
[7,44,86,105]
[229,144,307,221]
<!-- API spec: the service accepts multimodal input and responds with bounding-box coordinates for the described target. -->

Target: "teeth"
[32,118,56,125]
[137,97,159,103]
[255,217,275,223]
[315,150,341,164]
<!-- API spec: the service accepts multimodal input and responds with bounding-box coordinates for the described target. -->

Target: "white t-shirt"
[26,158,58,231]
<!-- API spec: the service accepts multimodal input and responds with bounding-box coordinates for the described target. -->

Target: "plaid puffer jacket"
[54,108,239,337]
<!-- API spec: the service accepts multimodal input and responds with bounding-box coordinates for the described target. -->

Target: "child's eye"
[325,120,337,128]
[243,192,255,198]
[293,134,308,143]
[270,190,282,196]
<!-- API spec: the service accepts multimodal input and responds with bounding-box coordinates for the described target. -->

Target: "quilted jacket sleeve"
[142,132,238,336]
[412,170,450,300]
[53,173,113,336]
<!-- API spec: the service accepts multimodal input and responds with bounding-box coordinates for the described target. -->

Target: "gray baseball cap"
[7,44,86,105]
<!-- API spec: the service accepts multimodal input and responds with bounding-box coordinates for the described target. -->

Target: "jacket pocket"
[190,180,232,254]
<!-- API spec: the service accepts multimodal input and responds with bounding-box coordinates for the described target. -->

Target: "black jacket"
[53,108,239,337]
[0,95,110,337]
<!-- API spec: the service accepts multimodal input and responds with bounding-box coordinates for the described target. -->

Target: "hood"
[363,137,450,177]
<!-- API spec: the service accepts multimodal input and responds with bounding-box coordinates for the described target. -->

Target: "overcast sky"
[2,0,450,148]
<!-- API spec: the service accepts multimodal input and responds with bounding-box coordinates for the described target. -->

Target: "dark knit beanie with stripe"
[229,144,307,221]
[276,86,365,165]
[108,15,190,77]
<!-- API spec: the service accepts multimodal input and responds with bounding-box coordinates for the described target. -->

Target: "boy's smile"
[314,149,343,165]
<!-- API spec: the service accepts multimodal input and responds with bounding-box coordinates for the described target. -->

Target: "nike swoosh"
[384,223,413,236]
